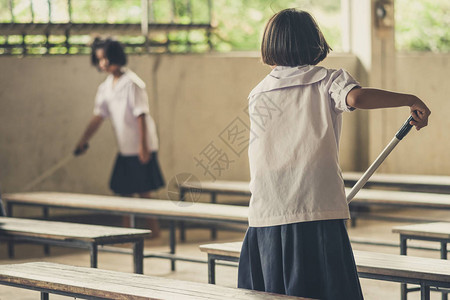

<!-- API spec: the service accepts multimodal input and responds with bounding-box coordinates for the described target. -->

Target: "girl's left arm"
[137,114,151,164]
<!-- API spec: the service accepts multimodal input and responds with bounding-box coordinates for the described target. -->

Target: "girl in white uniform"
[75,38,164,229]
[238,9,430,299]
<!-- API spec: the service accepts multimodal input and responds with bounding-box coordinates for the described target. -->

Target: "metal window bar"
[9,0,14,23]
[0,0,213,56]
[48,0,52,23]
[68,0,72,23]
[30,0,35,23]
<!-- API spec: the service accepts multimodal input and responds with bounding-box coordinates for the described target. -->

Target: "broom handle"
[346,115,414,203]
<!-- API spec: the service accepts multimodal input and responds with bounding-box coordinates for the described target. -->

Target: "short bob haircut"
[91,38,127,68]
[261,9,331,67]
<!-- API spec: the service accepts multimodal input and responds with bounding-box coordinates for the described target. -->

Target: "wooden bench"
[393,222,450,300]
[181,181,450,225]
[0,262,315,300]
[2,192,249,270]
[393,222,450,259]
[0,217,150,274]
[347,188,450,226]
[199,242,450,300]
[344,172,450,193]
[5,191,450,268]
[180,173,450,205]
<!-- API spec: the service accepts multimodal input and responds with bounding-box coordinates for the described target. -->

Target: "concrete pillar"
[349,0,397,171]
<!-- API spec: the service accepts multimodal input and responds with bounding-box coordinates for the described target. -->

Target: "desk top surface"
[392,222,450,239]
[181,173,450,194]
[200,242,450,283]
[0,262,315,300]
[3,192,249,223]
[182,181,450,207]
[344,172,450,187]
[0,217,150,242]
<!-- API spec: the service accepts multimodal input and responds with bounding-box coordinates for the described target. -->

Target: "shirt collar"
[249,65,327,98]
[106,69,130,92]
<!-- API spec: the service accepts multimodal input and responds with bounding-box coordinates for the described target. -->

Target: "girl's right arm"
[346,87,431,130]
[74,115,104,155]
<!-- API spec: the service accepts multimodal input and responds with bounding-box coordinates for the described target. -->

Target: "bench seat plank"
[0,217,149,273]
[182,181,450,209]
[0,217,150,242]
[3,192,249,223]
[344,172,450,190]
[354,250,450,283]
[183,177,450,197]
[0,262,314,300]
[346,188,450,209]
[200,242,450,284]
[6,190,450,217]
[392,222,450,240]
[200,241,241,258]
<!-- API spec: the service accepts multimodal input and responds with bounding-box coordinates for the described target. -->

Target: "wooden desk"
[181,173,450,204]
[0,262,316,300]
[181,181,450,225]
[199,242,450,300]
[180,180,450,210]
[3,192,248,271]
[344,172,450,193]
[393,222,450,300]
[0,217,150,274]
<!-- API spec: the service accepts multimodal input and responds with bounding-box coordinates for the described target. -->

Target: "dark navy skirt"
[109,152,165,195]
[238,219,364,300]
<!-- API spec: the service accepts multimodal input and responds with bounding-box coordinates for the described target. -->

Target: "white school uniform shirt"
[247,65,360,227]
[93,69,159,155]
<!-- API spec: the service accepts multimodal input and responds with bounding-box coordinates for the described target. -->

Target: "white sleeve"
[328,69,360,112]
[93,85,110,118]
[130,84,150,117]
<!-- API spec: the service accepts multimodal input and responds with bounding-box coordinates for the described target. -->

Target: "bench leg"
[400,236,408,300]
[130,214,136,228]
[441,242,447,259]
[6,202,12,217]
[90,244,98,268]
[43,207,50,255]
[441,242,448,300]
[7,240,14,258]
[401,284,408,300]
[421,285,430,300]
[133,239,144,274]
[208,255,216,284]
[179,222,186,242]
[170,221,176,271]
[179,189,186,242]
[41,292,49,300]
[210,193,217,240]
[6,203,14,258]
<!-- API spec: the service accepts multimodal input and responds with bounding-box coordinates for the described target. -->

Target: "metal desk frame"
[399,233,449,300]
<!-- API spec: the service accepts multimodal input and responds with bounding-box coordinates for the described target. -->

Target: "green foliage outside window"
[211,0,342,52]
[396,0,450,52]
[0,0,448,54]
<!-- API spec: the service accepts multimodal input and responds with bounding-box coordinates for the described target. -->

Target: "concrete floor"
[0,207,449,300]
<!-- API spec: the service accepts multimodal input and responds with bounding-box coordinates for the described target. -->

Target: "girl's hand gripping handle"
[395,115,414,140]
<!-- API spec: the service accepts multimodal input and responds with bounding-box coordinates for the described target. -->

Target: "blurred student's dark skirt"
[110,152,165,195]
[238,219,364,300]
